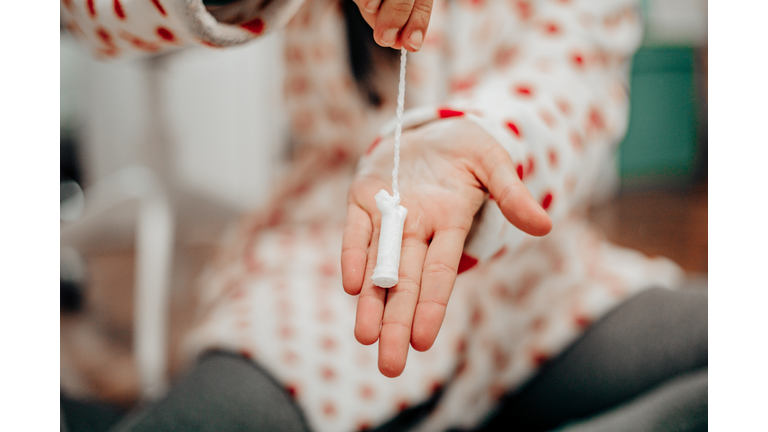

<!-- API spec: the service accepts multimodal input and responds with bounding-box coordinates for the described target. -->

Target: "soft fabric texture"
[62,0,687,431]
[110,351,312,432]
[102,288,706,432]
[479,287,707,431]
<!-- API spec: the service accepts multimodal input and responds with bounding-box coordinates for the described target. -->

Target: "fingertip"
[406,29,423,51]
[354,284,385,345]
[400,0,432,51]
[378,322,410,377]
[377,27,399,47]
[341,248,367,295]
[342,203,373,294]
[363,0,380,14]
[496,189,554,238]
[355,325,379,345]
[410,334,434,352]
[378,346,406,377]
[342,266,363,295]
[521,197,554,237]
[379,361,405,378]
[533,211,553,237]
[410,305,441,351]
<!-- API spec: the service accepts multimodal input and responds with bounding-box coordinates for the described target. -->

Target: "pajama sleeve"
[374,0,643,264]
[60,0,306,60]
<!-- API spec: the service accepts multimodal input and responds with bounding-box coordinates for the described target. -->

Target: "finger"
[342,204,372,296]
[377,217,429,377]
[373,0,415,48]
[361,0,382,14]
[354,215,387,346]
[479,145,553,237]
[399,0,432,51]
[411,226,467,351]
[351,0,378,28]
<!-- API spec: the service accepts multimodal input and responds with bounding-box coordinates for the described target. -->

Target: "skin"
[351,0,433,52]
[341,119,553,377]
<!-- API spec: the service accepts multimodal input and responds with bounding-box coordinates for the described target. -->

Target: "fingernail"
[364,0,378,13]
[380,28,398,47]
[409,30,423,50]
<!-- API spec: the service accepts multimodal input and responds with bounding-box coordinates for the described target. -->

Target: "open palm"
[341,118,552,377]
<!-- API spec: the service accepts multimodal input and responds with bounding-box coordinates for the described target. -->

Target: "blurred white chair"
[61,165,175,400]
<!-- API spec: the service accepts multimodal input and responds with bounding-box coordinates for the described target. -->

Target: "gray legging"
[476,287,707,432]
[108,287,707,432]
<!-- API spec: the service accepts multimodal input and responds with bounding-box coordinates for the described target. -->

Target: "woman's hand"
[341,118,552,377]
[351,0,432,51]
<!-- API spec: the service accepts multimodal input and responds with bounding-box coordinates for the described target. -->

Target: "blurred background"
[59,0,707,429]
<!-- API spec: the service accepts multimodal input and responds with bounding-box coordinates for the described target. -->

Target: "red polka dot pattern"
[397,400,410,412]
[542,21,560,35]
[360,384,376,400]
[241,17,265,35]
[505,121,522,138]
[285,384,298,399]
[450,76,477,92]
[150,0,166,16]
[437,108,466,119]
[113,0,125,19]
[86,0,97,18]
[491,246,508,260]
[156,27,175,42]
[514,85,533,97]
[457,253,478,274]
[547,149,558,168]
[531,351,549,367]
[322,401,337,417]
[541,192,553,210]
[514,0,533,21]
[365,136,382,155]
[573,314,591,329]
[571,53,585,68]
[95,27,111,44]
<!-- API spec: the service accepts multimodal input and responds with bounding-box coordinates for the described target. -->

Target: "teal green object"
[619,47,698,186]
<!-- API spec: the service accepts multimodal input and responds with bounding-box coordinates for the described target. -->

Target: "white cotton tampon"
[371,190,408,288]
[372,47,408,289]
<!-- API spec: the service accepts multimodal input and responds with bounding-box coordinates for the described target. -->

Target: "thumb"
[478,144,553,237]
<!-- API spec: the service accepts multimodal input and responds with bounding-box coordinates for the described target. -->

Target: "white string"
[392,47,407,201]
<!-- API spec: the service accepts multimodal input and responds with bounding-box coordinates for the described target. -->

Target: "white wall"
[62,31,287,211]
[644,0,708,46]
[164,32,287,211]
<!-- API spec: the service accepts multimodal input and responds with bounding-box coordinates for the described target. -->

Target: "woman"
[61,0,707,430]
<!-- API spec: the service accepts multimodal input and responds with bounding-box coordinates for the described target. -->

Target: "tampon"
[371,189,407,288]
[372,48,408,288]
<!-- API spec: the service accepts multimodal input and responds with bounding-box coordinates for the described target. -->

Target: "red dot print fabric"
[64,0,686,431]
[60,0,306,59]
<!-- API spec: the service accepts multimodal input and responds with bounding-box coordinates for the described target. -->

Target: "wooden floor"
[587,183,708,275]
[60,184,708,408]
